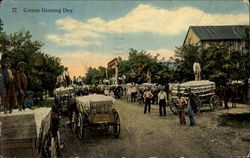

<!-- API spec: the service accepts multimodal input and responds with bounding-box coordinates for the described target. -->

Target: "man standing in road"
[143,88,153,114]
[131,85,137,103]
[158,88,168,116]
[176,93,187,125]
[187,88,196,126]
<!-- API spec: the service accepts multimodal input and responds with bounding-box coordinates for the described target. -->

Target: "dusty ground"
[59,100,250,158]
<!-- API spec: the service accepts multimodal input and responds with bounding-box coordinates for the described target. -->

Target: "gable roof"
[190,25,250,41]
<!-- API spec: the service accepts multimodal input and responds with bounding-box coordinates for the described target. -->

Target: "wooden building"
[107,57,119,85]
[183,25,250,53]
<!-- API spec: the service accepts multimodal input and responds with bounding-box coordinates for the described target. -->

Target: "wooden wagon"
[0,108,62,158]
[170,80,221,114]
[54,86,74,114]
[71,94,120,141]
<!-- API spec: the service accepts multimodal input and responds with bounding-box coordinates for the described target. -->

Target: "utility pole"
[244,26,250,104]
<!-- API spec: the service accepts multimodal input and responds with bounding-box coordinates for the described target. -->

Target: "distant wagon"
[0,108,63,158]
[170,80,221,114]
[54,86,74,113]
[141,83,157,89]
[71,94,120,141]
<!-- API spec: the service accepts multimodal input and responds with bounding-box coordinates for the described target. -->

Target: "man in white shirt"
[77,76,83,86]
[104,87,109,96]
[62,67,70,87]
[127,86,132,101]
[131,86,138,103]
[157,88,168,116]
[193,61,201,81]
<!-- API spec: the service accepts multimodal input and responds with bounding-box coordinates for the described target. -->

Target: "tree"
[173,44,200,82]
[0,19,64,99]
[155,64,173,85]
[83,66,111,84]
[118,48,165,84]
[172,43,249,86]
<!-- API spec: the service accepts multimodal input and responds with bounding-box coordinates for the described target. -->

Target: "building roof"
[190,25,250,41]
[107,57,118,67]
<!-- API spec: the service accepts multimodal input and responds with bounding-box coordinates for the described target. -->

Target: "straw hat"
[17,61,26,68]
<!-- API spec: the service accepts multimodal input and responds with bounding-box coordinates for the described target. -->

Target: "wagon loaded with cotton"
[54,86,74,114]
[0,108,63,158]
[170,80,221,114]
[71,94,120,141]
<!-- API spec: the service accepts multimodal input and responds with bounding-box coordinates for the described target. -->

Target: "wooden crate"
[40,111,51,141]
[91,101,113,114]
[91,113,115,124]
[0,114,38,158]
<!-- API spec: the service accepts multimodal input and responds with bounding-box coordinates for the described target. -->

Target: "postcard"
[0,0,249,158]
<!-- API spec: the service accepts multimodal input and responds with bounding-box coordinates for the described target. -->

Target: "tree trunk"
[39,91,43,101]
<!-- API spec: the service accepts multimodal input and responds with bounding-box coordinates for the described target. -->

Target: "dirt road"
[60,100,250,158]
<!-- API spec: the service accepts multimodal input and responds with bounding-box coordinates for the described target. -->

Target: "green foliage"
[84,48,173,85]
[0,20,64,98]
[173,44,200,82]
[118,48,171,84]
[173,43,250,86]
[33,99,54,108]
[84,66,111,84]
[155,65,173,85]
[0,19,3,32]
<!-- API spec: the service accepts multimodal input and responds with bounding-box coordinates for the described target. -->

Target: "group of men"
[54,74,197,127]
[123,85,168,116]
[55,67,84,89]
[141,86,196,126]
[55,67,71,88]
[0,56,33,114]
[72,75,84,86]
[125,85,165,104]
[175,89,196,126]
[142,87,168,116]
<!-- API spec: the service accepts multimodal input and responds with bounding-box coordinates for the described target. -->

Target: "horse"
[215,85,237,109]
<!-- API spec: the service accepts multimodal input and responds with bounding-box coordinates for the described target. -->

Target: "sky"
[0,0,249,77]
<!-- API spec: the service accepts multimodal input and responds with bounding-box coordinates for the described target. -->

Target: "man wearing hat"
[62,67,70,87]
[176,93,187,125]
[1,57,17,113]
[187,88,196,126]
[143,87,153,114]
[24,91,34,109]
[16,61,27,110]
[157,88,168,116]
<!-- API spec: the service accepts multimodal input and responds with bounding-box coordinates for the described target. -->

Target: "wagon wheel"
[193,95,202,113]
[50,137,56,158]
[210,95,220,110]
[77,112,85,140]
[243,94,250,105]
[38,125,44,154]
[42,133,51,157]
[103,124,109,134]
[56,131,63,156]
[112,110,120,138]
[72,111,77,134]
[169,99,178,114]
